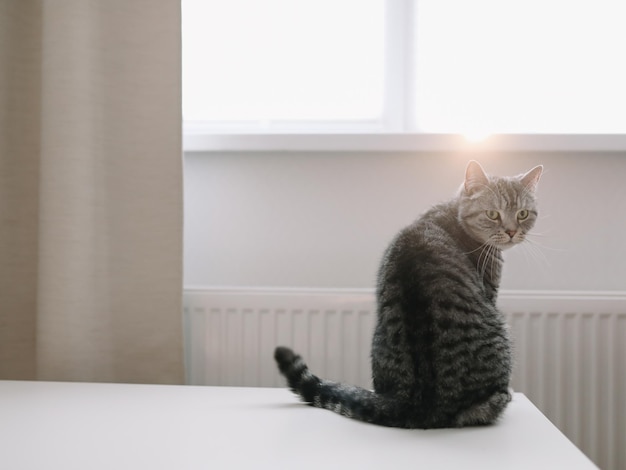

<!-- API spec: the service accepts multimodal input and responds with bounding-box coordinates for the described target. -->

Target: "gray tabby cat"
[274,161,543,428]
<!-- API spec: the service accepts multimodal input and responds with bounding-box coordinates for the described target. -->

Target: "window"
[414,0,626,137]
[183,0,626,150]
[183,0,388,132]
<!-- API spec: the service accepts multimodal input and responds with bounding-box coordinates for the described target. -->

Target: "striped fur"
[275,161,543,428]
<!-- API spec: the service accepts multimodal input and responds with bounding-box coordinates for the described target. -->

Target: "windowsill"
[183,133,626,153]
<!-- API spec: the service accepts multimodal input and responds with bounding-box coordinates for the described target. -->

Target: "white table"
[0,381,597,469]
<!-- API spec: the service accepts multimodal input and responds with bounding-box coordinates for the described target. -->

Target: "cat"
[274,160,543,428]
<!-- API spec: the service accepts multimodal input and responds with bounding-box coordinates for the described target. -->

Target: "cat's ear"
[464,160,489,194]
[521,165,543,192]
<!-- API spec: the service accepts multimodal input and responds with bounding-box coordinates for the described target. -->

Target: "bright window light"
[414,0,626,135]
[182,0,386,127]
[183,0,626,142]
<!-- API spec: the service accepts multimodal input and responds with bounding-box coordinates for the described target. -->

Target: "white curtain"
[0,0,184,383]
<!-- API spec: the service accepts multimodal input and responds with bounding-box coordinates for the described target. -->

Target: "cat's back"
[377,201,480,303]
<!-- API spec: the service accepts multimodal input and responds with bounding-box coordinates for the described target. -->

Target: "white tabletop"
[0,381,597,470]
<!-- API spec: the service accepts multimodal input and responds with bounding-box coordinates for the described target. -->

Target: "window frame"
[183,133,626,152]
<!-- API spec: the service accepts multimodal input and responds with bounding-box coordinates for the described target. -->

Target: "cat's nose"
[505,229,517,239]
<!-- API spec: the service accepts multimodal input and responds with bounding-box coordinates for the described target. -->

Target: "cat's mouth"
[490,233,524,249]
[497,240,517,249]
[495,237,524,250]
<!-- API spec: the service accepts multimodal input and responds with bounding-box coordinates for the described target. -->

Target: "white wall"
[184,151,626,292]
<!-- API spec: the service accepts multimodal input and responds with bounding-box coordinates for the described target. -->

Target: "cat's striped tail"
[274,346,409,428]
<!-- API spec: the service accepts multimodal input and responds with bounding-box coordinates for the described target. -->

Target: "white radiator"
[183,288,626,470]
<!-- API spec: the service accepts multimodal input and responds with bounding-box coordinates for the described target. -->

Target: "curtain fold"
[0,0,184,384]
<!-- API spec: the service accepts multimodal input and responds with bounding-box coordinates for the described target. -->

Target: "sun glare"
[462,131,491,143]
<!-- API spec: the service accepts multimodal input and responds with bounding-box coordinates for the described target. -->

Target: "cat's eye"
[486,210,500,220]
[517,209,530,220]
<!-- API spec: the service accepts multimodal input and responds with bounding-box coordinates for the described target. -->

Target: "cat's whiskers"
[476,239,500,281]
[463,241,491,256]
[480,248,488,279]
[476,242,491,278]
[520,238,551,268]
[517,240,536,268]
[524,231,549,238]
[492,242,503,281]
[489,244,497,278]
[524,234,565,252]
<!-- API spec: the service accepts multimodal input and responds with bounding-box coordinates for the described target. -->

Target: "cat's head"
[458,161,543,249]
